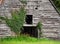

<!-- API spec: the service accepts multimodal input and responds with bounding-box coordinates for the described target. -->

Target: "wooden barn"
[0,0,60,38]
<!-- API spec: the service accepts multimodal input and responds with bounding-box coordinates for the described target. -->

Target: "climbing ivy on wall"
[37,22,42,30]
[0,7,26,35]
[0,0,27,36]
[19,0,27,4]
[37,22,42,37]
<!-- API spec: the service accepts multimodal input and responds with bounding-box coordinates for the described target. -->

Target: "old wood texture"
[0,0,60,38]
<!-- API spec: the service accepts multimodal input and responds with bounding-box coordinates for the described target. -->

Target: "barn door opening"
[21,26,38,38]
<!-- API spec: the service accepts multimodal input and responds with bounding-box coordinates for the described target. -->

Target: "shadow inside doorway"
[21,26,38,38]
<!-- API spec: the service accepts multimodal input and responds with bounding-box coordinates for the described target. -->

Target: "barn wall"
[0,0,60,38]
[39,0,60,38]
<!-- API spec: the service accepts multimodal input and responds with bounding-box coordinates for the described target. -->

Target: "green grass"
[0,39,60,44]
[0,36,60,44]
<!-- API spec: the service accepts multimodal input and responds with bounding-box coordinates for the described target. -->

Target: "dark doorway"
[21,26,38,38]
[25,15,33,24]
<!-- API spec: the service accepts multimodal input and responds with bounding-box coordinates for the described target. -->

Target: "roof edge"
[49,0,60,16]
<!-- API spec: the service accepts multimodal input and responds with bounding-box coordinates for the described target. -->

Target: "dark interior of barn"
[21,26,38,38]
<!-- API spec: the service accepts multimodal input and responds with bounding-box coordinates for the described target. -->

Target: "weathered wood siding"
[0,0,60,38]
